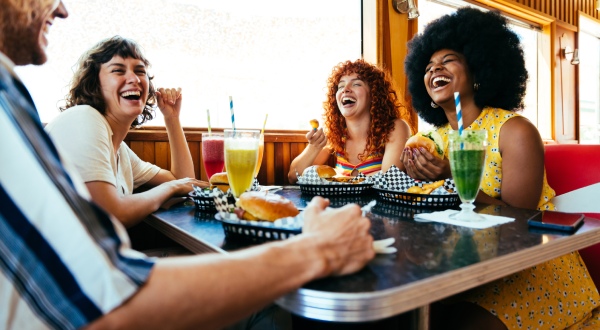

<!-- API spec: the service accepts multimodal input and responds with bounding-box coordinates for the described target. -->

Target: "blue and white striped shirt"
[0,53,155,330]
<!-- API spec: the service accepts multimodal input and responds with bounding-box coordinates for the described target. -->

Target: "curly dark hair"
[323,59,411,160]
[60,36,156,127]
[404,7,528,127]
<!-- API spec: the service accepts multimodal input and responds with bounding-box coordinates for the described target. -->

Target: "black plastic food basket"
[374,187,459,209]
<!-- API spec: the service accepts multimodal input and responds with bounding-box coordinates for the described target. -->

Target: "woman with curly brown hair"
[288,59,412,183]
[46,36,207,228]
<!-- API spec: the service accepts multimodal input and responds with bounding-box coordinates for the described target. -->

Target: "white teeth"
[342,97,356,103]
[121,91,140,97]
[432,76,450,88]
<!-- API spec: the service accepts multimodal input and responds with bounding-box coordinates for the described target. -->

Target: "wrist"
[282,234,331,280]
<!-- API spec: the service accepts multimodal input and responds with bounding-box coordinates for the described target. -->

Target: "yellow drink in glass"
[224,129,259,198]
[254,135,264,177]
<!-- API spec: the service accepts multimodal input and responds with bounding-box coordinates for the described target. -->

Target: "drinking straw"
[261,114,268,135]
[206,109,211,136]
[229,96,235,131]
[454,92,464,136]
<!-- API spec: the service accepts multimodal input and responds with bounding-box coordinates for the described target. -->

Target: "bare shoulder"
[388,118,411,141]
[499,115,543,153]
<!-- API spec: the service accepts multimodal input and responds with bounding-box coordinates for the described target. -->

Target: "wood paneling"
[125,128,310,186]
[512,0,600,26]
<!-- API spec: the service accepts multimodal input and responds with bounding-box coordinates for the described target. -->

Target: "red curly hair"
[323,59,411,160]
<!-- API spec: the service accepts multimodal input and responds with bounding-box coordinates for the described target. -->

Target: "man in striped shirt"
[0,1,375,329]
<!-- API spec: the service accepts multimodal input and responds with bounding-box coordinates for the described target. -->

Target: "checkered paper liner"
[296,167,373,196]
[370,165,456,193]
[371,165,459,208]
[296,167,372,185]
[212,189,303,243]
[191,178,261,211]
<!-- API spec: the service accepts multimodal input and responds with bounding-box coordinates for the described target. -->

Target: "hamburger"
[406,131,444,159]
[234,191,299,221]
[303,164,337,179]
[209,172,230,193]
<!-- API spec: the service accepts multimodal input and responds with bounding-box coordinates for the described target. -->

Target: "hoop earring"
[474,82,480,91]
[431,101,439,108]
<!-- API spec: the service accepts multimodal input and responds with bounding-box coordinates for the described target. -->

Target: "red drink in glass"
[202,133,225,179]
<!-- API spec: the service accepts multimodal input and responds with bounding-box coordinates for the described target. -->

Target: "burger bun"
[406,131,444,159]
[302,164,337,179]
[236,191,299,222]
[209,172,230,193]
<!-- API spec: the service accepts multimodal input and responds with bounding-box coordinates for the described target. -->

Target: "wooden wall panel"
[188,141,201,180]
[514,0,600,26]
[155,142,169,170]
[125,129,309,186]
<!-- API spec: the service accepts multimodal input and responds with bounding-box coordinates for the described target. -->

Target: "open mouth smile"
[431,76,451,89]
[341,97,356,106]
[121,90,142,101]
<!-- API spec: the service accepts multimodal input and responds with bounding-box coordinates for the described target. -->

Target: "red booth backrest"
[545,144,600,286]
[544,144,600,196]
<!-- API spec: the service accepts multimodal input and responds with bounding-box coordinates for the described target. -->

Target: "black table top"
[148,187,600,322]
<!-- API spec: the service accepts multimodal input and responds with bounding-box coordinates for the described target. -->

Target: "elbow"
[288,171,298,184]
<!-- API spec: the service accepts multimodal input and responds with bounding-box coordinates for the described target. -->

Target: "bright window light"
[16,0,362,131]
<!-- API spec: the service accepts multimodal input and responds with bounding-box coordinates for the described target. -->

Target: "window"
[415,0,549,140]
[579,15,600,144]
[16,0,362,130]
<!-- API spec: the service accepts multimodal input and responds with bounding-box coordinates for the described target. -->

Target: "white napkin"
[414,209,514,229]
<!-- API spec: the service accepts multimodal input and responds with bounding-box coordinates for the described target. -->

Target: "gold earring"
[431,101,439,108]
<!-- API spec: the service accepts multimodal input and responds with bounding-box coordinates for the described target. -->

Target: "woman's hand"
[156,87,182,119]
[306,128,328,152]
[401,147,451,181]
[164,177,209,197]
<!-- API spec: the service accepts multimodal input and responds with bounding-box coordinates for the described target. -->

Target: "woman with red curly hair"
[288,59,412,183]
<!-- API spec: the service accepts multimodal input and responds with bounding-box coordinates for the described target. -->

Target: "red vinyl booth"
[545,144,600,285]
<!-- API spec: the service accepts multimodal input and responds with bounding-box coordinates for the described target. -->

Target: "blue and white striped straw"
[229,96,235,131]
[454,92,464,136]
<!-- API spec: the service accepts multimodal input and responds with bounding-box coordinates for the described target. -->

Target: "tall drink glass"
[254,134,264,178]
[202,133,224,180]
[224,129,259,198]
[448,130,487,221]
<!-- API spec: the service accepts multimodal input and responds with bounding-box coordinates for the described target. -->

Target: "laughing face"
[99,56,149,124]
[424,49,474,109]
[335,73,371,119]
[2,0,68,65]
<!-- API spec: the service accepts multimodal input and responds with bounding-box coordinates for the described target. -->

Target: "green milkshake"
[448,130,487,221]
[449,149,486,202]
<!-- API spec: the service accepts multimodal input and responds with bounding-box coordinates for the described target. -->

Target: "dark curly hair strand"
[61,35,156,127]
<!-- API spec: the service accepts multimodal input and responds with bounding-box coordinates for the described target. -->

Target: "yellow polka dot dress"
[436,107,600,329]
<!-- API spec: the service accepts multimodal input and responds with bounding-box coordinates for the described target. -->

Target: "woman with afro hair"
[288,59,412,183]
[403,7,600,329]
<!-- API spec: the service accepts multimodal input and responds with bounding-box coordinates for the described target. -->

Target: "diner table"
[146,186,600,329]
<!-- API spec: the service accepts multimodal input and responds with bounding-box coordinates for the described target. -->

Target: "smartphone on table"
[527,210,585,233]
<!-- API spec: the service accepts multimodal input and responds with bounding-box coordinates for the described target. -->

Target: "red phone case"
[528,211,585,232]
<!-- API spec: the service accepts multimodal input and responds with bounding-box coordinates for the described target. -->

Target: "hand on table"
[401,147,451,181]
[165,177,209,197]
[302,196,375,277]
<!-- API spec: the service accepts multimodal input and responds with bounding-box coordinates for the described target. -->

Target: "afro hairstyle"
[404,7,528,127]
